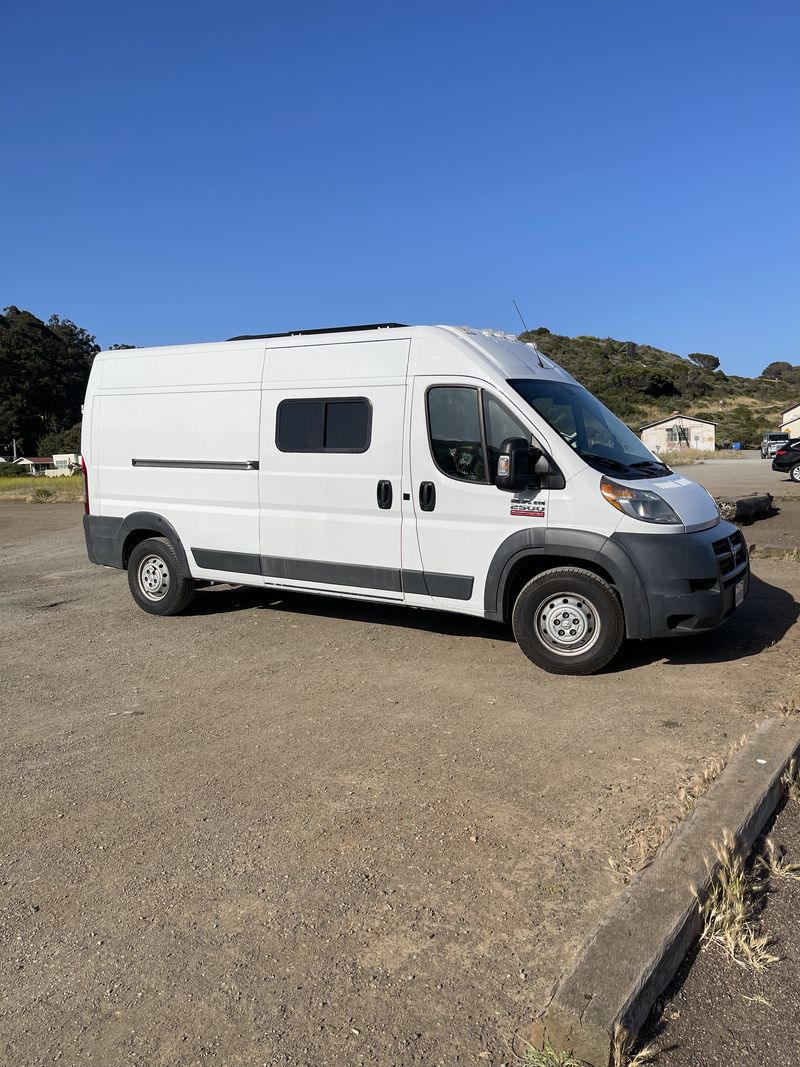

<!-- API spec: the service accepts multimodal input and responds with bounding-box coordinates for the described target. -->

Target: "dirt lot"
[673,450,800,500]
[2,502,800,1066]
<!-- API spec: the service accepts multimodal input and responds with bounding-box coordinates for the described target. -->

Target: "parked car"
[761,432,790,458]
[81,323,749,676]
[771,440,800,481]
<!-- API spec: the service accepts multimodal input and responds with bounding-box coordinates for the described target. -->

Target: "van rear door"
[258,339,409,600]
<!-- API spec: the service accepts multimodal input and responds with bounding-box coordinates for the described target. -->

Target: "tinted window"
[427,387,486,482]
[325,399,371,451]
[277,400,324,451]
[276,398,371,452]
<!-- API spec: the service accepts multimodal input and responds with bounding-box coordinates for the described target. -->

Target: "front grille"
[713,529,746,576]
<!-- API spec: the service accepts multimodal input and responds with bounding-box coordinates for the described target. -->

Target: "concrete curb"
[528,717,800,1067]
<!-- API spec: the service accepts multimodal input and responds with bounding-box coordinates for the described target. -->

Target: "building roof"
[16,456,54,464]
[781,401,800,417]
[639,413,717,431]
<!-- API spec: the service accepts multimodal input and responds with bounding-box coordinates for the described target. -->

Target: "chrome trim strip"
[132,459,259,471]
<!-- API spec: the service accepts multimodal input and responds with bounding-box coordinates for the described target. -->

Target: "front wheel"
[511,567,624,675]
[127,536,195,616]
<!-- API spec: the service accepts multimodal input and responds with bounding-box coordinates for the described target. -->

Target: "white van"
[81,323,749,675]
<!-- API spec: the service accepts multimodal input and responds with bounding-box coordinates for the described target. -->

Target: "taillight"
[776,450,787,457]
[80,455,90,514]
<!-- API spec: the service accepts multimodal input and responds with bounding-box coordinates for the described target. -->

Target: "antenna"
[512,298,530,335]
[512,298,544,368]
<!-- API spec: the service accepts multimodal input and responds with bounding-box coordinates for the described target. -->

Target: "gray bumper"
[611,521,749,639]
[83,514,124,568]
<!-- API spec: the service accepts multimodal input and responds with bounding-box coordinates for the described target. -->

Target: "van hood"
[629,472,720,532]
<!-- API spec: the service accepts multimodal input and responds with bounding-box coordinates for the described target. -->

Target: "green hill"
[518,328,800,447]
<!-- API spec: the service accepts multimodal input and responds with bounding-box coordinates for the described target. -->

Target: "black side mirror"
[495,437,532,492]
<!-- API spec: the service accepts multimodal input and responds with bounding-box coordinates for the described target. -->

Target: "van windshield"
[508,379,670,479]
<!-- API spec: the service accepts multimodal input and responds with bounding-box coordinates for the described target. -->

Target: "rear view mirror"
[495,437,532,492]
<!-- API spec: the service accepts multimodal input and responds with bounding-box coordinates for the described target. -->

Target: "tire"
[791,465,800,483]
[511,567,625,676]
[127,536,195,616]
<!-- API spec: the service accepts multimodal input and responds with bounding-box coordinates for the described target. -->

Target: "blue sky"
[2,0,798,374]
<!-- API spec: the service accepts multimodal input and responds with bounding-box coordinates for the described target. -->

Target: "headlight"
[600,478,682,525]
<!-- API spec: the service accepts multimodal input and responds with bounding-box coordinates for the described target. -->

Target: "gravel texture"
[2,503,800,1066]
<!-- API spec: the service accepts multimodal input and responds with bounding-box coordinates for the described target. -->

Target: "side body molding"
[483,527,651,638]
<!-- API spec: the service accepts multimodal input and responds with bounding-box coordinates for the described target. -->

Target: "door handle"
[419,481,436,512]
[377,480,393,510]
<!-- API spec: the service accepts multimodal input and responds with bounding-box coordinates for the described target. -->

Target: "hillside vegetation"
[519,328,798,447]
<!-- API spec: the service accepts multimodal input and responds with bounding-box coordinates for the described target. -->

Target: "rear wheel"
[511,567,624,675]
[127,537,195,616]
[791,464,800,483]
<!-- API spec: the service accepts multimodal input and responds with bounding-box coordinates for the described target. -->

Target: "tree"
[109,343,138,350]
[37,421,82,456]
[687,353,720,371]
[761,361,793,380]
[0,307,99,453]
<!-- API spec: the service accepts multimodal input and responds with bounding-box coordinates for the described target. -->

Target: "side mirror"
[495,437,532,492]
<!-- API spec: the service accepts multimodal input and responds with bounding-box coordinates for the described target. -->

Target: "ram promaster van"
[81,323,749,675]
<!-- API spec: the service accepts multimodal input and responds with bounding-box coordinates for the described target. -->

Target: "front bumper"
[610,521,749,639]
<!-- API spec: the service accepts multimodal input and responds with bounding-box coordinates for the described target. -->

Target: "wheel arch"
[117,512,192,577]
[483,528,652,638]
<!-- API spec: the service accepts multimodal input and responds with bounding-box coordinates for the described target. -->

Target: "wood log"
[715,493,774,523]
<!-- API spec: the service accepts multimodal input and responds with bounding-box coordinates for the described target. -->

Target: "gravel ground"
[673,450,800,500]
[2,503,800,1066]
[642,797,800,1067]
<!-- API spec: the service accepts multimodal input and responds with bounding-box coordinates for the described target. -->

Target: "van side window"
[427,387,486,482]
[483,393,531,476]
[276,398,372,453]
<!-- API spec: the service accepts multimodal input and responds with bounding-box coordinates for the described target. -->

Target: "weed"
[756,836,800,882]
[612,1024,658,1067]
[697,833,778,972]
[609,740,745,881]
[783,758,800,803]
[742,993,773,1007]
[523,1040,585,1067]
[31,486,53,502]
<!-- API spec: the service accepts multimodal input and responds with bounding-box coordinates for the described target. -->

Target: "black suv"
[771,439,800,481]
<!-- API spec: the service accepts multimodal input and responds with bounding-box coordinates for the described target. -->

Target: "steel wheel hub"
[138,555,170,601]
[536,592,601,656]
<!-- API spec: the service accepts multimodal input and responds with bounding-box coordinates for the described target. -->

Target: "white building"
[781,402,800,438]
[640,413,716,453]
[45,453,81,477]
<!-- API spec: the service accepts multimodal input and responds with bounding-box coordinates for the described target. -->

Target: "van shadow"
[188,584,515,642]
[613,572,799,671]
[188,572,797,668]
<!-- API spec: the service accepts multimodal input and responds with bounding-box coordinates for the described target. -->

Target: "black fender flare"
[483,527,651,639]
[115,512,193,577]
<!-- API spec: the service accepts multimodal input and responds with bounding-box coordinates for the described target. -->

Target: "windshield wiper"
[629,459,671,476]
[579,452,632,473]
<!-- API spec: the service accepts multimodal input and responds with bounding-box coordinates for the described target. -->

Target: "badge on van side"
[511,495,546,518]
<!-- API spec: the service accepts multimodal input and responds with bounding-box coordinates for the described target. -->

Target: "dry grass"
[608,741,745,882]
[523,1040,585,1067]
[663,448,749,466]
[756,836,800,882]
[783,758,800,803]
[611,1024,658,1067]
[0,475,83,503]
[696,832,778,972]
